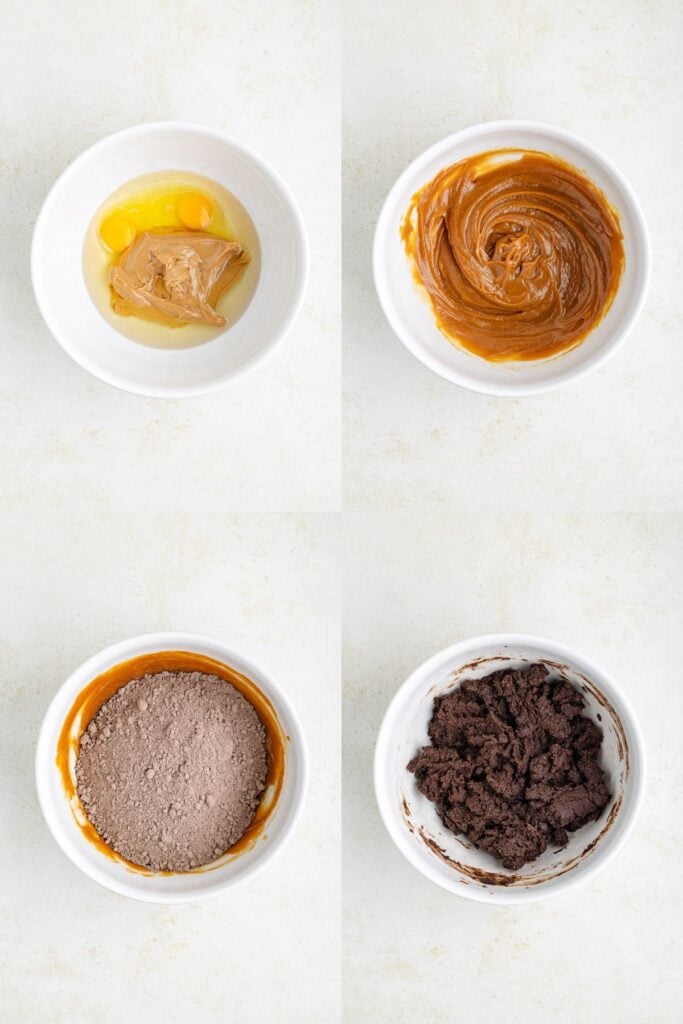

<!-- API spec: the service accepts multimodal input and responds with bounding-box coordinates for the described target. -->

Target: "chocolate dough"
[408,664,610,870]
[401,149,624,362]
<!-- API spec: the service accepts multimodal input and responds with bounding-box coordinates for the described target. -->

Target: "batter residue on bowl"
[401,149,624,361]
[408,664,611,870]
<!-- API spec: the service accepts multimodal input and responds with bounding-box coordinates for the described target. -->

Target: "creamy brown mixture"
[110,230,249,327]
[401,149,624,361]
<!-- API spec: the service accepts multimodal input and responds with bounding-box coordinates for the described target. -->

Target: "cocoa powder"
[75,670,268,871]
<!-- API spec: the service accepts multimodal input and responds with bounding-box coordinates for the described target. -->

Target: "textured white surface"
[344,1,682,1021]
[0,2,339,1022]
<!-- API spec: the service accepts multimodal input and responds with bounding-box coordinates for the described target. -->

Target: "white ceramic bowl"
[374,634,645,904]
[32,122,309,397]
[374,120,650,395]
[36,633,308,903]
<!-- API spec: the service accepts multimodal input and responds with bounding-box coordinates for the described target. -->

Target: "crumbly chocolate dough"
[401,149,624,362]
[76,671,267,871]
[408,664,610,870]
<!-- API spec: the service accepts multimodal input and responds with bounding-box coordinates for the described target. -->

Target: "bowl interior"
[374,122,649,395]
[32,124,307,396]
[376,637,642,903]
[36,634,306,902]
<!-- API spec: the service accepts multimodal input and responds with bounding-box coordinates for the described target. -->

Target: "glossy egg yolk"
[98,190,215,253]
[99,213,137,254]
[176,192,213,230]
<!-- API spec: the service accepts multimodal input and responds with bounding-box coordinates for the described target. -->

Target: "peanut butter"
[109,230,249,327]
[401,149,625,361]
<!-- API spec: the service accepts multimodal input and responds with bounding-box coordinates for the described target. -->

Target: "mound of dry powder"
[75,670,268,871]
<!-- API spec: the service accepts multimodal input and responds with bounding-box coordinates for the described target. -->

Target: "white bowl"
[36,633,308,903]
[32,122,309,397]
[374,634,645,904]
[373,120,650,396]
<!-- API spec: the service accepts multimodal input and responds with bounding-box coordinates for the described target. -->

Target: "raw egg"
[97,185,218,253]
[99,214,136,254]
[177,192,213,230]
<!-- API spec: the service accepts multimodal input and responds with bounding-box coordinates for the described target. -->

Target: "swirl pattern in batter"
[401,149,624,361]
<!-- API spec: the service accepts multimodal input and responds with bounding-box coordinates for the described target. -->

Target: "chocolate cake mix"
[75,670,268,871]
[408,663,610,870]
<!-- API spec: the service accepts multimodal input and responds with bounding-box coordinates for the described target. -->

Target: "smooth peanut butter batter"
[401,149,625,361]
[109,230,249,327]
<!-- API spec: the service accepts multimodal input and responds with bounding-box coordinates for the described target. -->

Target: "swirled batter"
[401,149,624,361]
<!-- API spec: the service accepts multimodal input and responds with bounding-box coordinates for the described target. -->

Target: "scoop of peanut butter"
[109,230,249,327]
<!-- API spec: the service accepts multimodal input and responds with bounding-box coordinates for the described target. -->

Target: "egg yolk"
[99,214,136,254]
[176,193,213,230]
[97,186,220,256]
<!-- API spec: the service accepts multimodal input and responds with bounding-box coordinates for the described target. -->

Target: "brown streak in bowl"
[415,792,622,887]
[427,655,517,698]
[56,650,287,875]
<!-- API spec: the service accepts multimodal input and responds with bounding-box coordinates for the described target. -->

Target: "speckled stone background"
[344,1,682,1021]
[0,2,340,1022]
[2,0,682,1020]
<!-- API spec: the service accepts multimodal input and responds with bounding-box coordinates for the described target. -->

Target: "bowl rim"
[30,120,310,398]
[35,631,309,903]
[373,632,646,904]
[373,118,652,397]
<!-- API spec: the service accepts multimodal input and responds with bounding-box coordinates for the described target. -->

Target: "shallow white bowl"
[374,634,645,904]
[36,632,308,903]
[373,120,650,395]
[32,122,309,397]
